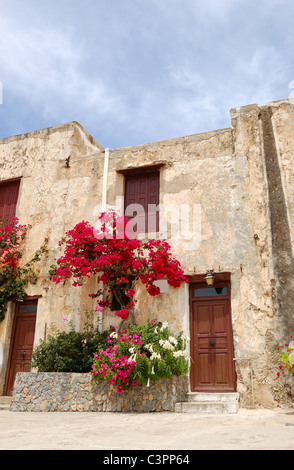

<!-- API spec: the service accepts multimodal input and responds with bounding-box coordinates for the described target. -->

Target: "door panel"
[4,301,37,396]
[190,284,236,392]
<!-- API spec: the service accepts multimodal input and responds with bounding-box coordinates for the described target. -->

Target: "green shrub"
[31,314,109,373]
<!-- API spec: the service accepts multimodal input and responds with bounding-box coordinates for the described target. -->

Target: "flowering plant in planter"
[90,320,189,393]
[50,210,188,324]
[277,327,294,377]
[0,217,48,321]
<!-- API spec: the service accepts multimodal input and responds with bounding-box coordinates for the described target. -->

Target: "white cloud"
[1,15,128,126]
[1,0,294,147]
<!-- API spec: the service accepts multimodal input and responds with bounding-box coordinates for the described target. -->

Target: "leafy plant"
[31,307,109,372]
[277,327,294,377]
[0,217,48,321]
[91,320,189,393]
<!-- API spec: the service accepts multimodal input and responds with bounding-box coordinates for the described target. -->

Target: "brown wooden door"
[190,283,236,392]
[4,301,37,396]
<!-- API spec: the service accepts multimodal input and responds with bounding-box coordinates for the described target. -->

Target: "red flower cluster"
[277,327,294,377]
[115,308,129,320]
[51,210,188,321]
[0,218,28,270]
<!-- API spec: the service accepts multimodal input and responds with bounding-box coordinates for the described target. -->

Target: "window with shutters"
[124,171,159,235]
[0,179,21,224]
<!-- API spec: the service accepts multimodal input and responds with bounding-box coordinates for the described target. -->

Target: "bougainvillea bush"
[0,217,47,321]
[50,210,188,324]
[277,327,294,377]
[90,320,189,393]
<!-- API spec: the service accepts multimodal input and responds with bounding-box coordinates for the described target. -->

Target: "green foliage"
[129,322,188,383]
[277,328,294,377]
[31,311,109,373]
[128,321,189,384]
[0,217,48,322]
[0,269,27,321]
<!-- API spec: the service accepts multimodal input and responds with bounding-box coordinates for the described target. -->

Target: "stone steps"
[175,392,240,414]
[0,396,12,410]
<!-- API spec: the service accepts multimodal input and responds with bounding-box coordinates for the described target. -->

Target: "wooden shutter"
[125,171,159,233]
[0,179,21,223]
[148,173,159,233]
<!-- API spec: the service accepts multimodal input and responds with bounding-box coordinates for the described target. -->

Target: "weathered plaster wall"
[102,109,291,406]
[0,99,293,406]
[230,100,294,406]
[104,128,238,335]
[265,101,294,336]
[0,122,105,392]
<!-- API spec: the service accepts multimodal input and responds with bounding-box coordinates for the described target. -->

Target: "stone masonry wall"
[11,372,188,412]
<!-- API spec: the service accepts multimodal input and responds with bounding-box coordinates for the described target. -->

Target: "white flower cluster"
[144,343,154,353]
[181,334,190,342]
[127,348,137,363]
[109,331,118,339]
[168,336,178,345]
[159,339,175,350]
[160,321,169,332]
[150,352,161,360]
[172,350,189,358]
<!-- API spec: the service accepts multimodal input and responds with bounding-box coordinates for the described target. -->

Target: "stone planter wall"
[11,372,188,412]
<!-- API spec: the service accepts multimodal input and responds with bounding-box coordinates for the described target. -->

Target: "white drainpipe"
[98,148,110,332]
[102,148,110,210]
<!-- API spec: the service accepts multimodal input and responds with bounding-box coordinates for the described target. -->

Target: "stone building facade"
[0,98,293,407]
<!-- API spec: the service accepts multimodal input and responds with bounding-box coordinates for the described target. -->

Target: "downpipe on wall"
[98,148,110,332]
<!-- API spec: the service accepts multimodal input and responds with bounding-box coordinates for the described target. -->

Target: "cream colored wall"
[0,122,105,392]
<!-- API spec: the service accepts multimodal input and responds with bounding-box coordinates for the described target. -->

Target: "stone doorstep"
[186,392,240,402]
[175,392,240,414]
[0,396,12,410]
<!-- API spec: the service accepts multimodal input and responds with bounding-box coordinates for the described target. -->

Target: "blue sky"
[1,0,293,149]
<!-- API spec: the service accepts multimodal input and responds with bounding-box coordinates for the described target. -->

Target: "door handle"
[210,340,216,347]
[21,350,26,360]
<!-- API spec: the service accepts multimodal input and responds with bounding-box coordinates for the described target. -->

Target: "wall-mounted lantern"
[205,270,215,287]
